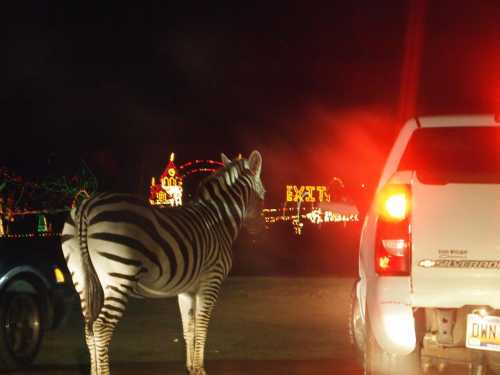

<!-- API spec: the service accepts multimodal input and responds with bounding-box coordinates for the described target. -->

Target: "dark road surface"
[16,359,362,375]
[11,277,364,374]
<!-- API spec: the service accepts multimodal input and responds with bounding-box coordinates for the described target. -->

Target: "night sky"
[4,1,500,205]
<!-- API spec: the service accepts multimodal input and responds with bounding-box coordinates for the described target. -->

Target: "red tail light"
[375,184,411,276]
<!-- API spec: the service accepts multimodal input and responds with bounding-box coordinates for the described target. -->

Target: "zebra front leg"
[191,278,223,375]
[178,292,196,373]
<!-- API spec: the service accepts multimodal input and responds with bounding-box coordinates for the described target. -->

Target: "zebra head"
[221,150,266,235]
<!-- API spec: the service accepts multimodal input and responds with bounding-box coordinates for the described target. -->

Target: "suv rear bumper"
[366,276,416,355]
[365,275,500,355]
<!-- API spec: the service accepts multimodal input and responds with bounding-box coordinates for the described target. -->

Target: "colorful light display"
[264,179,359,235]
[0,232,61,239]
[147,154,357,236]
[36,214,48,233]
[178,159,224,177]
[149,154,225,206]
[262,207,358,226]
[149,153,183,207]
[0,162,97,238]
[286,185,330,203]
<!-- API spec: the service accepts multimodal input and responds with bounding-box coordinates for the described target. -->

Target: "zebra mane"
[194,158,246,201]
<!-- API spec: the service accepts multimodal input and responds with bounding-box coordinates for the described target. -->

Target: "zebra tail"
[78,207,104,334]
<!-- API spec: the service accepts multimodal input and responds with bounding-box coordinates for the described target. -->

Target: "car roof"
[415,114,500,128]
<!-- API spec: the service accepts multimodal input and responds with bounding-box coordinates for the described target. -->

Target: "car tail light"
[375,184,411,276]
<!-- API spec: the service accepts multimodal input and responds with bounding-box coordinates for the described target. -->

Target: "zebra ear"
[221,153,231,166]
[248,150,262,176]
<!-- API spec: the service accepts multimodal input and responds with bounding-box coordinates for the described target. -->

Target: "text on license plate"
[466,313,500,352]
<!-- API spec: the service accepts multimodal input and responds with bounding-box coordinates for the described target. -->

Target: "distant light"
[54,267,65,283]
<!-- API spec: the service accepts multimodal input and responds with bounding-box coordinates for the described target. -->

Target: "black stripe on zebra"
[98,251,143,267]
[89,210,176,281]
[203,183,235,244]
[89,232,163,273]
[151,209,195,288]
[213,180,242,232]
[107,297,126,306]
[102,304,125,314]
[99,310,121,321]
[108,285,128,297]
[108,272,138,281]
[163,209,203,284]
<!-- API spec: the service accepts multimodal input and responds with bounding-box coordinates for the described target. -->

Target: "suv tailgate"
[411,179,500,308]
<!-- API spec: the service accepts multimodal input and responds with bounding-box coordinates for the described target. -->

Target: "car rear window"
[398,126,500,184]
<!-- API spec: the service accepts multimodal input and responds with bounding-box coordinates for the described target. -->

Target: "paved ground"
[9,276,479,374]
[20,359,363,375]
[14,276,364,374]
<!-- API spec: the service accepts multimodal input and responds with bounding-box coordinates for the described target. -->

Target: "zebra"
[61,151,265,375]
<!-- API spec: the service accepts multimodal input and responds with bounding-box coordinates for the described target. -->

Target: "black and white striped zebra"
[61,151,265,375]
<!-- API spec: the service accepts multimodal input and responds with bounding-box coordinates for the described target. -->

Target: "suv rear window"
[398,126,500,184]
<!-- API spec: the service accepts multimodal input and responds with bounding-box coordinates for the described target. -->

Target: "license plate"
[466,313,500,351]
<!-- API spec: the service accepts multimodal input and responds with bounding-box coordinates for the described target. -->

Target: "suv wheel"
[0,292,44,370]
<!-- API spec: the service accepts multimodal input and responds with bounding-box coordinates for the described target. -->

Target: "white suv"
[351,115,500,374]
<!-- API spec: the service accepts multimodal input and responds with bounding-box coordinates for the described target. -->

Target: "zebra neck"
[196,183,246,239]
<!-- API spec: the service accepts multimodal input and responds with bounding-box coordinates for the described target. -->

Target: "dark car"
[0,213,77,370]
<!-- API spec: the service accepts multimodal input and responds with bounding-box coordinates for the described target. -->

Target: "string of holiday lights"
[1,232,61,239]
[178,159,224,171]
[0,161,98,217]
[181,167,221,177]
[178,159,224,178]
[261,206,359,233]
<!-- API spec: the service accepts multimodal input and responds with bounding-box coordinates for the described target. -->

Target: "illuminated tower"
[149,153,183,207]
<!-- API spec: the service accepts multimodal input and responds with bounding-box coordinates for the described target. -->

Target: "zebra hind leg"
[85,325,98,375]
[87,318,118,375]
[84,291,127,375]
[77,290,101,375]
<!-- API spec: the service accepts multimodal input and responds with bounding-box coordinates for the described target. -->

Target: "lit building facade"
[149,153,183,207]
